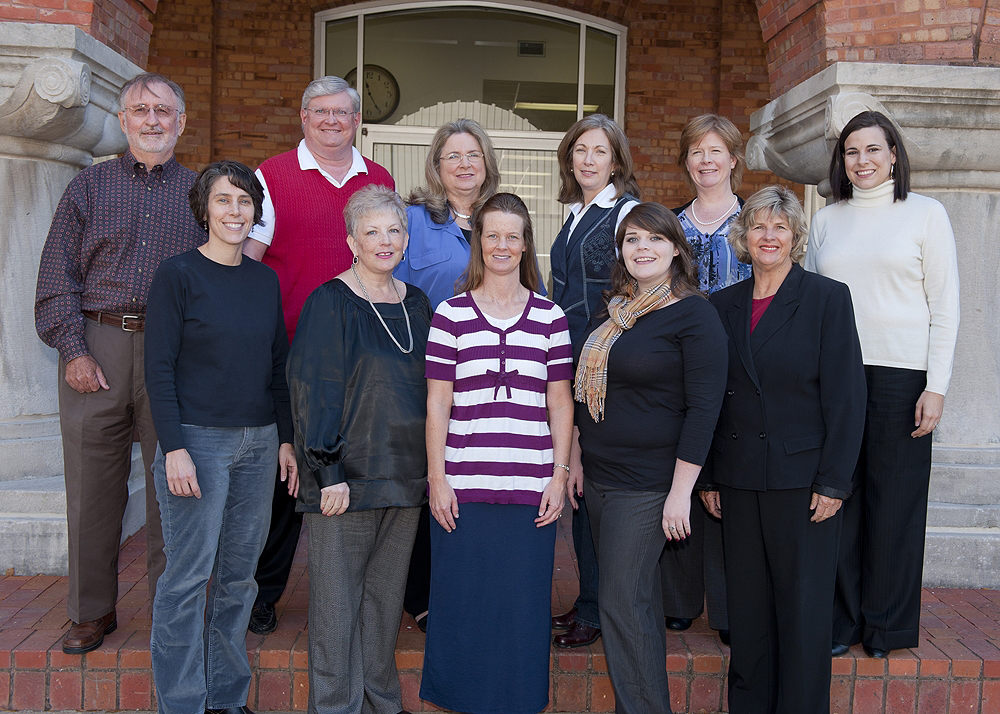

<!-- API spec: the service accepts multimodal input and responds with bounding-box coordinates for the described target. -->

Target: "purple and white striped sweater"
[426,291,574,505]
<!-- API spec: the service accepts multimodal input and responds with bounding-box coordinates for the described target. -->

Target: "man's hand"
[65,355,109,393]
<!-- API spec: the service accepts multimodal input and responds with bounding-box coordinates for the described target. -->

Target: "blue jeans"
[151,424,278,714]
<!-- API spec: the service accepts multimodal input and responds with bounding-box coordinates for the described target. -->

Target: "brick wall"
[758,0,1000,96]
[0,0,156,66]
[145,0,788,205]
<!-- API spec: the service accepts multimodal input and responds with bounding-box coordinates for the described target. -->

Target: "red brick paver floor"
[2,518,1000,713]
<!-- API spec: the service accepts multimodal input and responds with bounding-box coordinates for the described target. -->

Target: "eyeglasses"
[124,104,178,118]
[440,151,484,164]
[305,107,357,120]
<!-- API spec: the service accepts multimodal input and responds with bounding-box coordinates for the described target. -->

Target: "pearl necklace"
[351,265,414,354]
[689,195,739,226]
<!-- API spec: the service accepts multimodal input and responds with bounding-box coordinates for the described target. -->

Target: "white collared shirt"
[566,182,639,238]
[248,140,370,247]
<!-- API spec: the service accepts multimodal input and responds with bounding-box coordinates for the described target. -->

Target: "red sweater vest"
[258,149,394,342]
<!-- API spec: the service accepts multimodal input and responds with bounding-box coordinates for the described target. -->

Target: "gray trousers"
[306,506,420,714]
[588,478,673,714]
[58,318,165,622]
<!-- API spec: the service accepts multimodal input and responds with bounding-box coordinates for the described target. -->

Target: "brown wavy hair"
[556,114,641,204]
[677,113,745,194]
[455,193,541,294]
[608,203,700,300]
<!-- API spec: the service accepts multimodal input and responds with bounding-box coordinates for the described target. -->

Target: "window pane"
[584,27,616,117]
[362,8,579,130]
[324,17,358,79]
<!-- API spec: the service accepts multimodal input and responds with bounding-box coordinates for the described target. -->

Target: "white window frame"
[313,0,628,129]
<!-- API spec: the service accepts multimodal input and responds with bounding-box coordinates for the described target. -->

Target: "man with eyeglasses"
[242,75,393,635]
[35,72,204,654]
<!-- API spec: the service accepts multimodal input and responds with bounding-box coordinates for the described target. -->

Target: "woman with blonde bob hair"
[420,192,574,714]
[548,113,641,648]
[574,202,728,713]
[661,113,750,644]
[702,185,866,713]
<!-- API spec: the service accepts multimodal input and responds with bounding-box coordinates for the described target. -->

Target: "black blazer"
[706,263,866,496]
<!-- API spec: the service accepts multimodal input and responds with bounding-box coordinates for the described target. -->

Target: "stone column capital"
[747,62,1000,195]
[0,23,142,167]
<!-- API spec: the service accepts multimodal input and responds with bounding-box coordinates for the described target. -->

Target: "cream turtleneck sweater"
[805,180,960,395]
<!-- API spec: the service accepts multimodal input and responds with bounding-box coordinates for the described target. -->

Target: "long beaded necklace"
[351,264,414,354]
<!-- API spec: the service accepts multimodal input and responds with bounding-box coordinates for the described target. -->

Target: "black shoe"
[248,601,277,635]
[552,621,601,648]
[718,629,730,646]
[665,616,693,631]
[863,644,889,658]
[832,642,850,657]
[206,708,255,714]
[414,612,428,633]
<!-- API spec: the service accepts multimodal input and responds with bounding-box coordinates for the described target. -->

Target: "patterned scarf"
[574,279,673,422]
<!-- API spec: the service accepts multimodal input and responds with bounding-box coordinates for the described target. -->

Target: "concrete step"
[0,415,63,482]
[927,500,1000,528]
[0,445,147,576]
[924,526,1000,588]
[929,462,1000,505]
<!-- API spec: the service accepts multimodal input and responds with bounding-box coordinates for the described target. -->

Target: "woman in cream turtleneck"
[806,110,960,659]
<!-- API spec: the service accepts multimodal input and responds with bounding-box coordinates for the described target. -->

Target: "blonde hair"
[677,114,745,194]
[728,186,807,265]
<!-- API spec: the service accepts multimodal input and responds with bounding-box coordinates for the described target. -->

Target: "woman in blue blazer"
[702,186,866,714]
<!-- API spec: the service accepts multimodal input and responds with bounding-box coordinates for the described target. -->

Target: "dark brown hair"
[608,203,700,300]
[556,114,640,204]
[455,193,541,294]
[829,110,910,202]
[189,160,264,231]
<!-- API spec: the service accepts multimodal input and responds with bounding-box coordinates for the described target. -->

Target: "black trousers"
[659,493,728,630]
[721,486,841,714]
[403,504,432,618]
[833,366,932,651]
[253,469,303,605]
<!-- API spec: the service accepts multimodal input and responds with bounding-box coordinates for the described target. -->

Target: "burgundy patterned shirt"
[35,150,206,363]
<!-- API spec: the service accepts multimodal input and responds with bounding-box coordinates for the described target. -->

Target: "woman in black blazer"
[701,186,866,714]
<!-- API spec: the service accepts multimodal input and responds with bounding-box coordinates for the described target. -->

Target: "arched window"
[315,1,627,279]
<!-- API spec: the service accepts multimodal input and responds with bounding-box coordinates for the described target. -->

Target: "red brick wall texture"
[9,0,1000,201]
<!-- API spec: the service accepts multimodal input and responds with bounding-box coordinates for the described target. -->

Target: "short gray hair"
[344,186,408,237]
[301,76,360,113]
[729,185,808,265]
[118,72,186,114]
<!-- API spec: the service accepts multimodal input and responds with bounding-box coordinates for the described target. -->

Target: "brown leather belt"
[82,311,145,332]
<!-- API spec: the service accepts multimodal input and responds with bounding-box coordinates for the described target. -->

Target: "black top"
[145,248,293,453]
[705,264,866,497]
[575,295,728,491]
[288,278,433,513]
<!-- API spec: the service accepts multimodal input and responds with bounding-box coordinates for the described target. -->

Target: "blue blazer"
[395,204,469,310]
[707,263,867,497]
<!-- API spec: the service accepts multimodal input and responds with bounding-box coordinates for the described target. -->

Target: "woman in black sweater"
[145,160,296,714]
[574,203,727,714]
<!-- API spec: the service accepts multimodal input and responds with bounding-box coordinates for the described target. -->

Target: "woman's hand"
[278,443,298,498]
[810,493,842,523]
[536,469,567,527]
[165,448,200,498]
[700,490,722,519]
[912,390,944,438]
[662,489,692,541]
[429,476,459,532]
[320,483,350,516]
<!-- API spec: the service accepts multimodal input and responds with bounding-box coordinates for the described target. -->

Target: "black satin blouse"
[288,278,433,513]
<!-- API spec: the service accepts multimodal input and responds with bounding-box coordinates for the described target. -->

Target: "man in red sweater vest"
[243,76,394,634]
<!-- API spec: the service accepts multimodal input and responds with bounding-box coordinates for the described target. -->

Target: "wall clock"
[345,65,400,124]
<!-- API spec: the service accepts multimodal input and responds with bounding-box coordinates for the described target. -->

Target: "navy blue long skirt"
[419,502,556,714]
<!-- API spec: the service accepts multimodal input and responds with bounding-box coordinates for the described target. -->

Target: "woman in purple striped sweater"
[419,193,575,714]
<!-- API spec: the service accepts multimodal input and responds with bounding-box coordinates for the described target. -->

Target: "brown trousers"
[58,318,165,623]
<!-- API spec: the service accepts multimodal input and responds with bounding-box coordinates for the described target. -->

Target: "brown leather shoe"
[552,620,601,648]
[62,611,117,654]
[551,606,578,630]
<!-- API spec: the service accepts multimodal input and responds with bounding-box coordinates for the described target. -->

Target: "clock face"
[345,65,400,124]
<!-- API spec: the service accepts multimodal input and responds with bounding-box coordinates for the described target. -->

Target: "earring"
[611,171,615,178]
[352,254,358,265]
[401,250,406,263]
[890,164,895,179]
